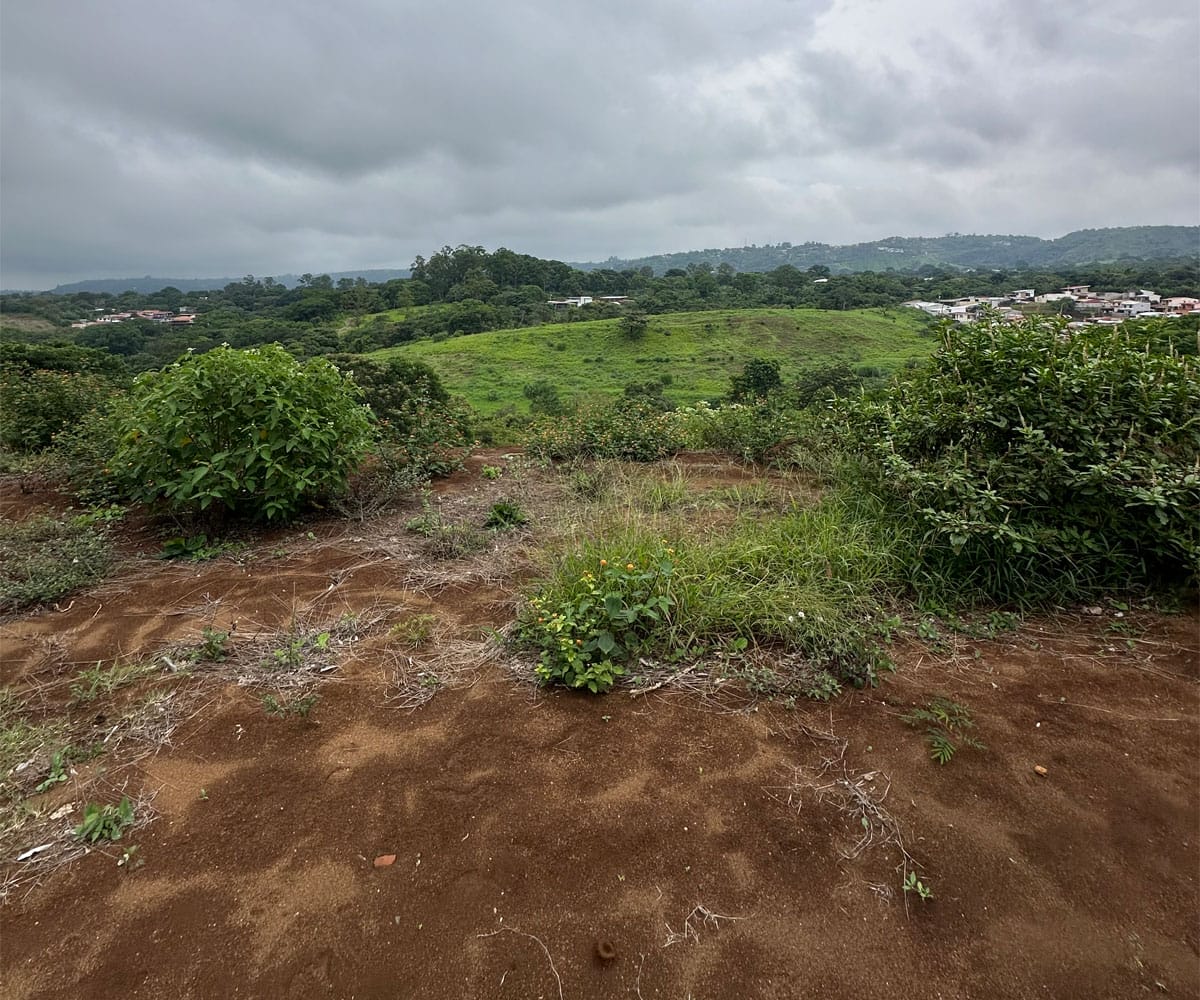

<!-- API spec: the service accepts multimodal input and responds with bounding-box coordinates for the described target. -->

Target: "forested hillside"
[575,226,1200,275]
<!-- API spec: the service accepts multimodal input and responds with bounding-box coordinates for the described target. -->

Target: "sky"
[2,0,1198,289]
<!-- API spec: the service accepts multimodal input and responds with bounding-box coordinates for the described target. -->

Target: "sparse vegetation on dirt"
[0,514,113,612]
[0,311,1196,999]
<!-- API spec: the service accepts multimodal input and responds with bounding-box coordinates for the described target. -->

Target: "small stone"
[1034,765,1048,777]
[373,854,396,867]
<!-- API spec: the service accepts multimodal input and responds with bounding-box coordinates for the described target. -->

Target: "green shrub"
[49,399,131,504]
[110,345,373,521]
[729,357,782,402]
[518,552,676,693]
[524,400,686,462]
[0,515,113,611]
[669,401,795,463]
[840,316,1200,603]
[0,368,123,453]
[329,355,472,477]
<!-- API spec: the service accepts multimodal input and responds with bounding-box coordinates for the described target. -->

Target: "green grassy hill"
[368,307,934,414]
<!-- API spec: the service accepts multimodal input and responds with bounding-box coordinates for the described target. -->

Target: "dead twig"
[663,903,747,947]
[476,927,564,1000]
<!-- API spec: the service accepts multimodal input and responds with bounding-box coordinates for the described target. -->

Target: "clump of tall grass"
[519,489,905,693]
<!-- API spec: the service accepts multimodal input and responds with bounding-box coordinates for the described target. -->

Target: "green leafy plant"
[517,551,676,693]
[328,355,472,478]
[524,400,686,463]
[158,535,244,561]
[903,870,934,901]
[35,750,70,793]
[480,465,502,480]
[840,315,1200,603]
[194,627,232,662]
[902,697,985,765]
[0,366,124,453]
[110,344,374,521]
[484,499,530,530]
[74,797,135,843]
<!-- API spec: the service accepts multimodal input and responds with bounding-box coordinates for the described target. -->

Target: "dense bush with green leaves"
[728,357,782,402]
[670,401,796,463]
[330,355,472,476]
[111,345,373,520]
[840,316,1199,603]
[524,400,686,462]
[0,368,124,453]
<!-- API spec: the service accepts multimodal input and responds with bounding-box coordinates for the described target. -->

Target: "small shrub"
[262,692,320,719]
[670,401,794,463]
[525,401,686,463]
[840,315,1200,603]
[193,627,232,662]
[69,661,157,705]
[517,552,676,693]
[0,351,124,453]
[389,614,438,647]
[728,358,782,403]
[110,345,373,521]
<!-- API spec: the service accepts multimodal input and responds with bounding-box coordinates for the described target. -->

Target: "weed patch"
[0,515,113,612]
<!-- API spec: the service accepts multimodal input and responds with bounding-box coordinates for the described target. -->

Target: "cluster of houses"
[70,308,196,329]
[905,287,1199,325]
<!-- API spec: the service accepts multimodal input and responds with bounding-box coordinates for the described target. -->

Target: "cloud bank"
[2,0,1197,288]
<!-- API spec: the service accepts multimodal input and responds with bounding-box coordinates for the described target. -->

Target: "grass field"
[368,307,935,414]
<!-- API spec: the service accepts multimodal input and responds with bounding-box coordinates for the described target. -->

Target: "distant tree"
[523,379,564,416]
[729,358,782,402]
[618,309,649,341]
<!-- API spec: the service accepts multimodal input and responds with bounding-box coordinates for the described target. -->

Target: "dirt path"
[1,458,1197,999]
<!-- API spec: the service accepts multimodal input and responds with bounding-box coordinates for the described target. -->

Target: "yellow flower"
[626,563,635,571]
[599,559,607,566]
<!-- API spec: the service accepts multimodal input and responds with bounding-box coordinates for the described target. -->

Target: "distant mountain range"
[24,226,1200,294]
[572,226,1199,275]
[44,268,410,295]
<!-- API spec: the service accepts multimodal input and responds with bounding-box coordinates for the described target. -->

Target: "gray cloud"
[1,0,1196,288]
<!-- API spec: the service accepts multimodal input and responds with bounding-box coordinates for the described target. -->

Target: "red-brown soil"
[2,454,1197,999]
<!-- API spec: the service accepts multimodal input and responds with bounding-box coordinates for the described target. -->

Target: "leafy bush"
[0,515,113,611]
[524,400,686,462]
[329,355,472,477]
[523,379,565,416]
[50,400,132,504]
[669,401,795,463]
[518,552,676,693]
[840,316,1200,603]
[110,345,373,520]
[729,357,782,402]
[0,368,123,453]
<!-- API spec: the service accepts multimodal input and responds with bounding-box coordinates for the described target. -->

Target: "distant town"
[904,285,1198,325]
[69,307,197,330]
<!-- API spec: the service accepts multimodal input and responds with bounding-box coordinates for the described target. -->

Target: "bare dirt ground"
[2,451,1197,999]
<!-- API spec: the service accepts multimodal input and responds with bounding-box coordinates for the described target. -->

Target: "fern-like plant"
[902,697,985,764]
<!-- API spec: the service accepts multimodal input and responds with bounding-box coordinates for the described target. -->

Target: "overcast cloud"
[2,0,1197,289]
